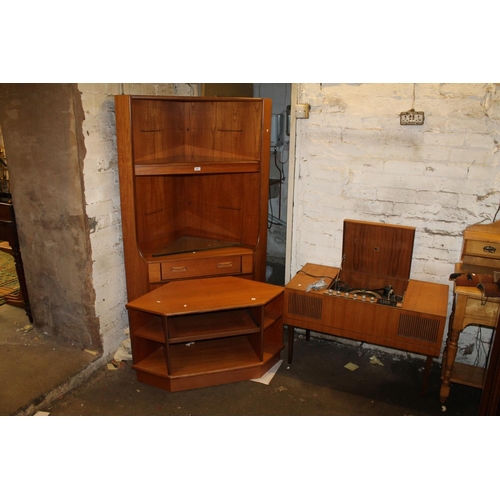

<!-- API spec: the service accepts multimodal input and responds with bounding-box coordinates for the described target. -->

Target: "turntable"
[283,220,449,389]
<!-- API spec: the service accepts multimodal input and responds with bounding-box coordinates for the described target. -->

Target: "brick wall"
[291,83,500,364]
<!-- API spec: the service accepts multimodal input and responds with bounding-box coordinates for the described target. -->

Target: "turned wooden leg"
[439,295,459,410]
[287,325,295,364]
[440,327,460,407]
[420,355,433,396]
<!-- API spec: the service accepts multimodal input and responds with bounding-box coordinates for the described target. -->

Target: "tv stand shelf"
[168,310,261,343]
[126,276,284,391]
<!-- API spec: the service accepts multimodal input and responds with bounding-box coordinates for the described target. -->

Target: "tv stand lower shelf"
[134,342,282,392]
[126,276,285,392]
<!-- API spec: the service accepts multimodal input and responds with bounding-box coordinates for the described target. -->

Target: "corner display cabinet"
[114,95,274,390]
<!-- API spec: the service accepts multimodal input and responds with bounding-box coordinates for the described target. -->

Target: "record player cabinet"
[284,220,449,382]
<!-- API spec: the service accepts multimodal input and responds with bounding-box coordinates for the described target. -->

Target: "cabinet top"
[464,219,500,242]
[126,276,283,316]
[115,95,269,103]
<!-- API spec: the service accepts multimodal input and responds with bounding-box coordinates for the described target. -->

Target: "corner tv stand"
[126,276,284,391]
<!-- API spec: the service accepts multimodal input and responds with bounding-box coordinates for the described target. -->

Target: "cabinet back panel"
[213,101,262,160]
[181,174,260,244]
[135,176,182,250]
[131,100,186,162]
[131,100,262,163]
[134,174,260,252]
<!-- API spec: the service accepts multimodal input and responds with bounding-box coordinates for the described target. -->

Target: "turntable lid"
[342,220,415,280]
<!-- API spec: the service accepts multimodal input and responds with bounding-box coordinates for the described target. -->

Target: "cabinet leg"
[287,325,295,364]
[305,329,310,341]
[440,327,460,406]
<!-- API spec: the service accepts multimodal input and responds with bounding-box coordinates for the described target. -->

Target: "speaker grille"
[287,293,323,320]
[398,314,440,344]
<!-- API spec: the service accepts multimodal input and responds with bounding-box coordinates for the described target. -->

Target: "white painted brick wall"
[78,83,195,358]
[292,83,500,365]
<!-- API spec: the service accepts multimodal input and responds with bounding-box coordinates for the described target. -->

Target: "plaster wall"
[290,83,500,366]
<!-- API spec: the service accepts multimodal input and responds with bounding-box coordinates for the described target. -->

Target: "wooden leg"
[305,329,310,341]
[287,325,295,364]
[440,327,460,407]
[420,355,433,396]
[439,296,459,410]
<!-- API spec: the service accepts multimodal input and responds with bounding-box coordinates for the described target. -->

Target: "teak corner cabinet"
[114,95,277,391]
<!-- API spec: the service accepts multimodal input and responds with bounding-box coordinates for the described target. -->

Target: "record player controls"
[361,294,366,301]
[353,293,358,299]
[345,292,350,298]
[370,296,375,303]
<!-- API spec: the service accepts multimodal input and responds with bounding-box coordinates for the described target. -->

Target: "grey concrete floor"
[0,303,98,415]
[37,331,480,417]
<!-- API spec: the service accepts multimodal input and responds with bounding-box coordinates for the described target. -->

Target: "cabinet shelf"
[170,336,261,375]
[135,160,260,176]
[135,317,163,343]
[449,361,486,389]
[133,337,284,379]
[168,309,260,343]
[134,309,282,346]
[147,236,244,259]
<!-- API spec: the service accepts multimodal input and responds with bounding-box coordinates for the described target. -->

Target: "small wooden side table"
[440,285,500,409]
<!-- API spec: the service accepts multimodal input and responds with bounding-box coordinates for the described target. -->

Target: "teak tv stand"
[126,276,284,391]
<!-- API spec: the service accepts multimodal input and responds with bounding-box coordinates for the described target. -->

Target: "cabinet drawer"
[161,256,241,281]
[464,239,500,258]
[463,239,500,269]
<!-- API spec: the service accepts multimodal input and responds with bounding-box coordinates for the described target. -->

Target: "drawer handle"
[483,245,497,254]
[217,262,233,269]
[170,266,187,272]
